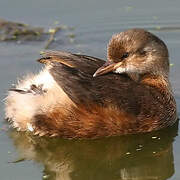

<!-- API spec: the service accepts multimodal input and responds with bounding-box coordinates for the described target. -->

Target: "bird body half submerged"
[5,29,177,138]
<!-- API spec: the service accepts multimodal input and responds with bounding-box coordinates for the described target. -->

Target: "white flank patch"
[16,68,56,90]
[5,67,74,131]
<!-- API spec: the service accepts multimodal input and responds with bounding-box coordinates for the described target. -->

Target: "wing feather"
[37,51,142,116]
[38,50,104,73]
[37,51,106,105]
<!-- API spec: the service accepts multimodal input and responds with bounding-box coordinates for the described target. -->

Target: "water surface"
[0,0,180,179]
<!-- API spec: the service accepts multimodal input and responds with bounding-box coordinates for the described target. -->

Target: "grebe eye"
[121,52,129,60]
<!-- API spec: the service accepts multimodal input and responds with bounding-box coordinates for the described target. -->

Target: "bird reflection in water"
[9,121,178,180]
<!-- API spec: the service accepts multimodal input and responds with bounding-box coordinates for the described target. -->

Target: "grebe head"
[93,29,169,81]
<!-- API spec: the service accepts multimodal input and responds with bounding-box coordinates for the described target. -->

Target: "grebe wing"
[38,50,104,73]
[38,51,106,105]
[38,51,139,113]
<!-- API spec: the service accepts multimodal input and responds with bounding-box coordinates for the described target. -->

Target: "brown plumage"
[5,28,177,138]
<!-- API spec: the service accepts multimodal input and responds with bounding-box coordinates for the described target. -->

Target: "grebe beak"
[93,61,124,77]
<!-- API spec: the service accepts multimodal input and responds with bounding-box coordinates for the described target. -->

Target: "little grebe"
[5,28,177,138]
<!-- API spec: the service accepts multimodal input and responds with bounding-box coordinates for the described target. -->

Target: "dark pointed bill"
[93,61,116,77]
